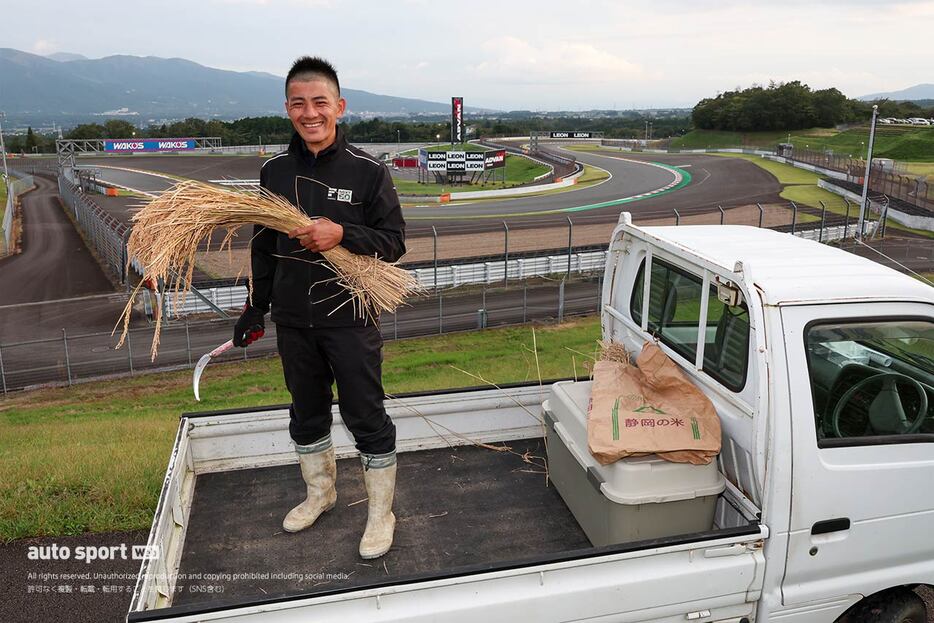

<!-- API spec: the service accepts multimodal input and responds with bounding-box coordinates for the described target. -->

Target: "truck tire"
[846,588,927,623]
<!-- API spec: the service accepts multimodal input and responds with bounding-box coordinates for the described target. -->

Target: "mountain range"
[0,48,471,126]
[859,83,934,102]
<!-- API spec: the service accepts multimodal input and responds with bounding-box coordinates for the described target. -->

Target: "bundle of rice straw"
[114,180,418,360]
[599,339,632,364]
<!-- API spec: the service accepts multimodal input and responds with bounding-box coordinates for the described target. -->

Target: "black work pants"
[276,324,396,455]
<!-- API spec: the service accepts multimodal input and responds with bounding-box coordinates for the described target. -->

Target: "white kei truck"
[128,213,934,623]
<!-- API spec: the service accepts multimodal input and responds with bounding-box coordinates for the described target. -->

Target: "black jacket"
[251,127,406,328]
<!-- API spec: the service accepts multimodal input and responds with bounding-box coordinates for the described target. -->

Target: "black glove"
[233,305,265,347]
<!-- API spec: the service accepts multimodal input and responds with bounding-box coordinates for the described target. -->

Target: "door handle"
[811,518,850,535]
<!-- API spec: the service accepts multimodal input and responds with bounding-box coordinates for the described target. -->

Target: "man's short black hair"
[285,56,340,98]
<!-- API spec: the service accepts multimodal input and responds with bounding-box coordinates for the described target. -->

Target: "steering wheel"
[831,372,929,438]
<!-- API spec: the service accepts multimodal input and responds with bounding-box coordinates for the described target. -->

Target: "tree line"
[3,115,693,154]
[6,80,932,154]
[692,81,934,131]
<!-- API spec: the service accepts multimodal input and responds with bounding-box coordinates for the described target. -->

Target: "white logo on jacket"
[327,187,353,203]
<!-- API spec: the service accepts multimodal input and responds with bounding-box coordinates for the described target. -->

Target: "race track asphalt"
[0,174,114,306]
[77,146,783,239]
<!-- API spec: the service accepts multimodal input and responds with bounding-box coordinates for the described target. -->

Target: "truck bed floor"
[173,437,590,606]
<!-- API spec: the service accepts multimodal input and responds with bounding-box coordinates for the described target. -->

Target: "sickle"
[193,339,235,401]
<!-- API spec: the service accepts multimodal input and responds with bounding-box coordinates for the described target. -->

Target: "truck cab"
[603,214,934,621]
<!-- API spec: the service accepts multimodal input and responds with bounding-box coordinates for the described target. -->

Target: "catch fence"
[0,278,602,392]
[58,173,130,284]
[785,147,933,213]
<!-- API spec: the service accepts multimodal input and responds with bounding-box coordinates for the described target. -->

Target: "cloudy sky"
[9,0,934,110]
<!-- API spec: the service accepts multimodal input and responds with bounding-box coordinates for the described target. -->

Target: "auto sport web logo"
[27,543,161,563]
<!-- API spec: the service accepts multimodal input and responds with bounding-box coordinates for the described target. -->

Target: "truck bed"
[173,438,590,606]
[129,384,764,622]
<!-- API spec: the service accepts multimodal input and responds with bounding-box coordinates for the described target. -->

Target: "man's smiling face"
[285,78,346,155]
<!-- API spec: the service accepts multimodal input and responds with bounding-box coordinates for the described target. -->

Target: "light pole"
[0,111,9,181]
[857,105,879,241]
[397,129,401,155]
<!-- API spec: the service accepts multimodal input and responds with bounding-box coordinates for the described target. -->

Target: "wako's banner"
[103,139,197,152]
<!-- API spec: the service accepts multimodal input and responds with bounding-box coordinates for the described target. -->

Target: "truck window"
[630,258,749,391]
[805,319,934,443]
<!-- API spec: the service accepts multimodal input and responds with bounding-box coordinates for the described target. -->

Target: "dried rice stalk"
[599,339,632,364]
[114,180,419,360]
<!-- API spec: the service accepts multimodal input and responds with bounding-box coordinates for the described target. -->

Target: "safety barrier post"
[432,226,438,292]
[126,329,134,374]
[844,200,851,239]
[818,201,827,243]
[566,217,573,279]
[62,329,73,385]
[790,202,798,235]
[718,205,725,225]
[185,320,192,366]
[756,203,764,228]
[0,343,7,394]
[523,285,528,323]
[558,280,565,323]
[674,209,680,225]
[503,222,509,287]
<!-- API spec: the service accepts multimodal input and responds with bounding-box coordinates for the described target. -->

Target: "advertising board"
[549,132,592,139]
[103,139,196,152]
[465,152,485,172]
[451,97,464,144]
[446,150,466,173]
[484,149,506,169]
[426,151,447,172]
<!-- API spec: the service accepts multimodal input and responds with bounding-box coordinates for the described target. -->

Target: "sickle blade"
[192,339,235,401]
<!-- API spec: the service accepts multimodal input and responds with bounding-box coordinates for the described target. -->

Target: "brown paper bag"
[587,342,721,465]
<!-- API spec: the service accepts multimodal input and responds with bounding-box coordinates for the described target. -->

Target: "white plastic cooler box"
[542,380,725,547]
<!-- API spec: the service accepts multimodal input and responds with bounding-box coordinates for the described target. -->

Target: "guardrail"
[1,171,36,255]
[153,249,610,316]
[152,204,875,318]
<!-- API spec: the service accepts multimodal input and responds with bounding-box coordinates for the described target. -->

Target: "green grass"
[905,163,934,179]
[779,185,850,214]
[714,153,934,238]
[560,144,607,153]
[789,126,934,162]
[710,153,821,185]
[675,126,934,162]
[401,163,611,208]
[576,163,611,185]
[393,153,550,195]
[0,317,601,541]
[0,177,7,233]
[671,129,834,150]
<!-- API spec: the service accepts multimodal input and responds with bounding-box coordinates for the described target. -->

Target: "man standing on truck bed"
[233,56,406,560]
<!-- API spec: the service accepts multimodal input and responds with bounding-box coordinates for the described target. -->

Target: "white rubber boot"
[282,435,337,533]
[358,451,397,559]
